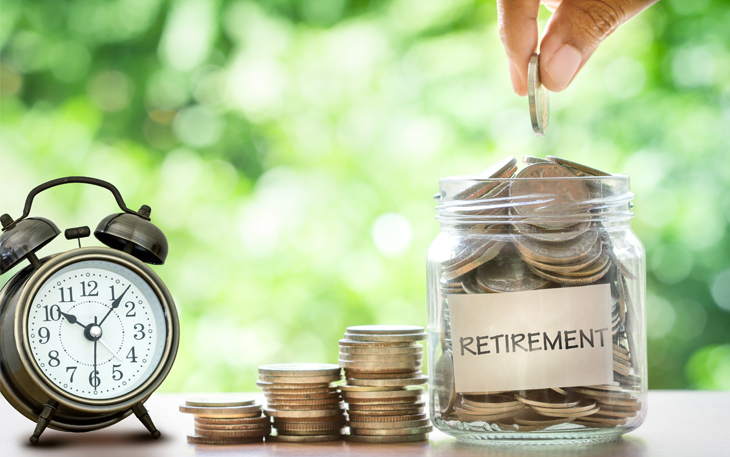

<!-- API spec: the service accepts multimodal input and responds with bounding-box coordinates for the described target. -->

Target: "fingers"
[539,0,659,92]
[497,0,541,96]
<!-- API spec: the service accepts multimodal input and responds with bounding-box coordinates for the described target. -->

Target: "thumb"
[538,0,658,92]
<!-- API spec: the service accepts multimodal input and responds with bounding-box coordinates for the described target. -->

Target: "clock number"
[43,305,61,322]
[66,366,77,382]
[80,280,99,297]
[38,327,51,344]
[48,350,60,367]
[89,370,101,388]
[134,323,145,340]
[125,301,136,317]
[109,285,116,300]
[112,364,123,381]
[126,346,138,363]
[59,287,74,302]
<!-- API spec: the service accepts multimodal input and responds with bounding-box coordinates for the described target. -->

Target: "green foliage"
[1,0,729,392]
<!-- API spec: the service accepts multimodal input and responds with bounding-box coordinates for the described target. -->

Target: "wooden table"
[1,391,728,457]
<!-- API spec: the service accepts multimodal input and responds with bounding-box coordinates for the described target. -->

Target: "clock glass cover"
[26,260,167,400]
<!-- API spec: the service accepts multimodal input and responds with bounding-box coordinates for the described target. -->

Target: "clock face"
[26,259,167,401]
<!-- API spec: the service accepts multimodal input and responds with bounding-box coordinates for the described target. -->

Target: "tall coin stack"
[259,363,346,442]
[180,397,270,444]
[339,325,432,443]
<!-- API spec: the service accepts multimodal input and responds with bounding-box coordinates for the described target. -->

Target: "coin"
[341,387,422,398]
[338,339,418,348]
[257,382,334,391]
[454,156,517,200]
[268,433,342,442]
[274,428,345,436]
[348,419,431,430]
[346,325,424,335]
[344,370,422,379]
[347,408,426,417]
[434,351,455,415]
[513,230,599,265]
[185,397,257,408]
[273,421,344,432]
[342,333,427,343]
[528,53,549,136]
[338,353,420,362]
[195,416,270,426]
[259,375,341,384]
[511,163,589,229]
[339,360,422,371]
[442,241,505,281]
[350,425,433,436]
[546,156,611,177]
[266,392,340,400]
[339,385,404,392]
[347,401,426,411]
[195,421,271,431]
[339,346,422,355]
[266,399,343,408]
[187,434,264,445]
[264,408,345,418]
[475,249,548,293]
[179,404,262,418]
[259,363,342,377]
[522,155,550,164]
[345,433,428,443]
[346,376,427,387]
[195,427,271,438]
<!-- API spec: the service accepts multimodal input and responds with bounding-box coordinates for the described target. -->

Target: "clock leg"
[132,402,161,439]
[30,401,59,445]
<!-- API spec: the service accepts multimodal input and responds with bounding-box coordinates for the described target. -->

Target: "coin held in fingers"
[528,53,549,136]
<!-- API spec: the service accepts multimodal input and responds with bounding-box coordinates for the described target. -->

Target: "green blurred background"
[1,0,729,392]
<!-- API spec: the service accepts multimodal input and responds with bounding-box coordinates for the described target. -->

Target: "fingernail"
[545,44,582,90]
[509,60,524,96]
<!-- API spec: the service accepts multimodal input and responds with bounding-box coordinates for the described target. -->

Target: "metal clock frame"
[0,247,179,436]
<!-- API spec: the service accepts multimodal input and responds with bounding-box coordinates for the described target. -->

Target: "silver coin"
[475,249,548,293]
[434,351,455,415]
[528,53,549,136]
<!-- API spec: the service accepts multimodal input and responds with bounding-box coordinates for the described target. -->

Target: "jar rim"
[438,174,629,183]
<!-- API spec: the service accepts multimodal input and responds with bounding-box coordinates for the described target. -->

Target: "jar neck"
[435,175,634,228]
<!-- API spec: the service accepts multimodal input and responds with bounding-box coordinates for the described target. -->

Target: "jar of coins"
[427,156,646,444]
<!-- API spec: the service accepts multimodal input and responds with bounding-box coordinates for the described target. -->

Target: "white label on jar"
[449,283,613,393]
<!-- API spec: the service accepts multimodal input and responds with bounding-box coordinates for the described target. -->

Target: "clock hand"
[60,311,88,329]
[98,338,123,362]
[99,284,131,327]
[92,316,98,390]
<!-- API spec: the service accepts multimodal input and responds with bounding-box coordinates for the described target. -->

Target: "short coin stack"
[339,325,432,443]
[259,363,346,442]
[180,397,269,444]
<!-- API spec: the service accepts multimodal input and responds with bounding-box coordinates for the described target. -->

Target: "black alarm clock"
[0,177,180,444]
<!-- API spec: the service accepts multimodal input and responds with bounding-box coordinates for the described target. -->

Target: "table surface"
[1,391,728,457]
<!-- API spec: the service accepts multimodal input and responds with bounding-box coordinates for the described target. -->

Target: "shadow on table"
[429,436,648,457]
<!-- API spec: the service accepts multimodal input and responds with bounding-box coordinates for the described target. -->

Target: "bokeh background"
[1,0,729,392]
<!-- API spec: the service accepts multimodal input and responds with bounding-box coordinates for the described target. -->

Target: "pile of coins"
[434,155,642,431]
[259,363,346,442]
[339,325,432,443]
[179,397,269,444]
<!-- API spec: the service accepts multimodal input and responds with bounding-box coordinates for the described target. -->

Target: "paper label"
[449,284,613,393]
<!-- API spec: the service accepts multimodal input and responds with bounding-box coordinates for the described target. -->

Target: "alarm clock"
[0,177,180,444]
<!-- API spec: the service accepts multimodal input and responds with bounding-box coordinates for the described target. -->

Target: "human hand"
[497,0,659,95]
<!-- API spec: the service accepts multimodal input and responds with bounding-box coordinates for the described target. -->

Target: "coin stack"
[338,325,432,443]
[179,397,269,444]
[435,155,642,430]
[258,363,346,442]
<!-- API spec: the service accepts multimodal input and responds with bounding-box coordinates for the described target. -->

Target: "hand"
[98,338,123,361]
[497,0,659,95]
[99,284,130,327]
[60,311,88,329]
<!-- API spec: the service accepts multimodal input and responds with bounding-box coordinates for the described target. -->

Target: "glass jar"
[427,169,646,444]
